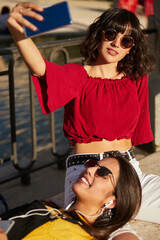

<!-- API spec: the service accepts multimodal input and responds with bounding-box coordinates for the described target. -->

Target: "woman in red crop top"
[8,1,160,236]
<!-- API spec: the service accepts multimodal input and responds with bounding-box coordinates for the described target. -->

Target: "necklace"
[75,206,106,218]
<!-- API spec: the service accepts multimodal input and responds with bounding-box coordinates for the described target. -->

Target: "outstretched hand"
[7,2,46,77]
[7,2,44,35]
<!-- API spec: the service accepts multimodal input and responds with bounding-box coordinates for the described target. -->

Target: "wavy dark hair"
[66,151,142,240]
[80,8,156,80]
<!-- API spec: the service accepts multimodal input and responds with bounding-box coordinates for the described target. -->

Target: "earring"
[102,208,113,222]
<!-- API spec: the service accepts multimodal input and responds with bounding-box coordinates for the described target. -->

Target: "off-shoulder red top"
[32,60,153,146]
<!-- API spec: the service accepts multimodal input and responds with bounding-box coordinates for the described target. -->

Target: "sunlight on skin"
[0,228,8,240]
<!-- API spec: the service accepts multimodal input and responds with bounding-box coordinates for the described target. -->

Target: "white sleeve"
[108,223,143,240]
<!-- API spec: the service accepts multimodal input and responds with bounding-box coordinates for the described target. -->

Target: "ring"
[19,8,23,13]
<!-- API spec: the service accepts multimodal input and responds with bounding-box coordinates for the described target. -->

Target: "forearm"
[12,30,45,76]
[7,2,46,77]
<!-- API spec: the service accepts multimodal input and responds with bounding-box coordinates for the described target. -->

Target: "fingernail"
[33,26,38,31]
[38,7,44,11]
[39,16,44,21]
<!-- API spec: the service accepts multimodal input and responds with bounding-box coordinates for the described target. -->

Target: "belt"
[67,149,135,168]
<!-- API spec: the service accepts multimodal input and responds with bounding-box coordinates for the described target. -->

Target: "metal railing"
[0,36,85,184]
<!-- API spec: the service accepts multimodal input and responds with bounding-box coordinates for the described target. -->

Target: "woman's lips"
[79,176,90,186]
[107,48,118,56]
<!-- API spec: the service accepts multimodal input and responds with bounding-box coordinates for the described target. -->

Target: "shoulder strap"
[5,201,84,240]
[60,214,83,226]
[5,200,51,240]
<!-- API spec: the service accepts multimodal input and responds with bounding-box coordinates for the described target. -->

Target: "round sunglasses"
[84,158,115,188]
[102,28,135,49]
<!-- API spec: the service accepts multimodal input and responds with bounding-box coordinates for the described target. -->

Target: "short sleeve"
[32,59,87,114]
[131,75,153,145]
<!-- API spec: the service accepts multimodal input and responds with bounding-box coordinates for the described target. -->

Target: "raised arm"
[7,2,46,77]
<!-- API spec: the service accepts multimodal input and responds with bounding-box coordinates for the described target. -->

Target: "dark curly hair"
[80,8,156,80]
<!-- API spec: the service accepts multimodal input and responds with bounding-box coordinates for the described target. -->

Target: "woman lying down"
[0,151,142,240]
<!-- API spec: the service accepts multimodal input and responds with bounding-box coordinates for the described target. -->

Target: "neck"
[85,62,122,80]
[71,201,102,223]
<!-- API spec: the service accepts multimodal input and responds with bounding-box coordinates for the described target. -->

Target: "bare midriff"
[73,138,132,154]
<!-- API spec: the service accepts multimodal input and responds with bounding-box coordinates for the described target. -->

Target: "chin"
[72,182,86,199]
[72,182,79,194]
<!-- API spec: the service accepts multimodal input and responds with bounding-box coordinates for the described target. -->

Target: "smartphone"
[0,220,15,234]
[24,1,72,38]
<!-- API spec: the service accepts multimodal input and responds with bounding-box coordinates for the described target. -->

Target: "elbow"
[31,70,46,80]
[30,63,46,79]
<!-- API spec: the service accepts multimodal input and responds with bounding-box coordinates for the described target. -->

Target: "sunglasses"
[103,28,135,49]
[84,158,115,188]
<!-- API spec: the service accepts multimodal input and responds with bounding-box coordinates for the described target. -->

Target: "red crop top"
[32,59,153,146]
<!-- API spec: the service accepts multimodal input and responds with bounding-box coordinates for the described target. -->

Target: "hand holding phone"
[24,1,72,38]
[7,2,44,36]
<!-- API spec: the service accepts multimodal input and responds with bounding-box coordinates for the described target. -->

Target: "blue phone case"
[24,1,72,38]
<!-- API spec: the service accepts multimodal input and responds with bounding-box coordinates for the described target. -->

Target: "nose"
[86,165,99,177]
[111,35,120,48]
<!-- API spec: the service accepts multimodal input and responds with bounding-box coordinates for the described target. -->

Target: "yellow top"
[22,206,94,240]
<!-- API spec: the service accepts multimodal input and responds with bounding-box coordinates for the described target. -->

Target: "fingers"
[8,2,44,34]
[8,14,27,34]
[15,2,43,14]
[8,12,41,33]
